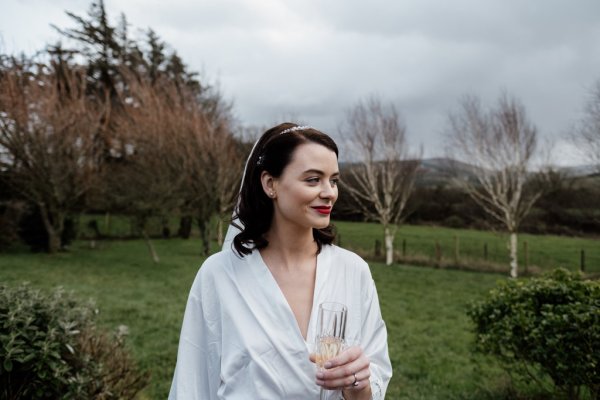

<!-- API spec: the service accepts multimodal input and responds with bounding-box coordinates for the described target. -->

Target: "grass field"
[78,215,600,274]
[1,221,597,398]
[335,221,600,274]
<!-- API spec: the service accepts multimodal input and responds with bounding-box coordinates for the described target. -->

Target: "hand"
[310,345,371,397]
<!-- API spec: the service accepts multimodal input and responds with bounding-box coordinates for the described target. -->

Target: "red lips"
[312,206,332,215]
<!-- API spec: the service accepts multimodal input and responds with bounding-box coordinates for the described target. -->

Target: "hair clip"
[256,154,265,166]
[279,125,313,135]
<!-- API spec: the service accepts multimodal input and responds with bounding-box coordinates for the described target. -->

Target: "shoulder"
[324,245,371,275]
[188,250,249,304]
[324,245,378,302]
[326,244,366,263]
[199,250,234,274]
[191,250,239,289]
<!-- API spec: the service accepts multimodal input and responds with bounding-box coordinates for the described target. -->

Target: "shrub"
[467,269,600,399]
[442,215,465,228]
[0,284,148,399]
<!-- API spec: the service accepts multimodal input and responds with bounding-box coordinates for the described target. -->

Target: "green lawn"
[335,221,600,274]
[77,215,600,274]
[1,222,596,398]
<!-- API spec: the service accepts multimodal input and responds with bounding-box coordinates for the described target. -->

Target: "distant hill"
[556,164,600,178]
[416,158,599,186]
[416,158,478,186]
[341,158,599,187]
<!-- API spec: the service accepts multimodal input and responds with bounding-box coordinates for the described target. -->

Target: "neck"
[262,223,317,270]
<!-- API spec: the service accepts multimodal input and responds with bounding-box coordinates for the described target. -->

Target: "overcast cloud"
[2,0,600,165]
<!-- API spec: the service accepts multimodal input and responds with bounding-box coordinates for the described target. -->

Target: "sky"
[2,0,600,166]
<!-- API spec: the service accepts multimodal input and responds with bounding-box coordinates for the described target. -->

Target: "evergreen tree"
[54,0,122,102]
[145,29,166,84]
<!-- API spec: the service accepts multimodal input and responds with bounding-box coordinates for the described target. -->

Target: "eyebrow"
[302,169,340,176]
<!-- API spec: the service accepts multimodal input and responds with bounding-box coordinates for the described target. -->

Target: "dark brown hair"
[232,122,338,257]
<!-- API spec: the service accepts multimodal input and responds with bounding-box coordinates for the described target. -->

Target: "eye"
[305,177,320,184]
[330,178,339,186]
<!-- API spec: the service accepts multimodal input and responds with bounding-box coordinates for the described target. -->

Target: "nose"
[320,181,337,199]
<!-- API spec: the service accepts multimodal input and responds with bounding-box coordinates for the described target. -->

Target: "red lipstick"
[312,206,332,215]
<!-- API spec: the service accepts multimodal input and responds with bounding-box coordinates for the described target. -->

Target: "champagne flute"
[315,302,347,400]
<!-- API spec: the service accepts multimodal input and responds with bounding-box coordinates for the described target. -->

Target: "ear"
[260,171,277,198]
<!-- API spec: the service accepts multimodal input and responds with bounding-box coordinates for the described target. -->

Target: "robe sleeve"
[361,273,392,400]
[169,267,221,400]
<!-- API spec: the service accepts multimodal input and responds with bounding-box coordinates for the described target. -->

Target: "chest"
[268,266,316,340]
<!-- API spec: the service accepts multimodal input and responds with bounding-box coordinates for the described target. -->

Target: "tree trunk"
[509,232,518,278]
[38,204,63,253]
[142,229,160,263]
[178,216,192,239]
[198,218,210,256]
[217,218,224,246]
[47,230,62,254]
[384,225,394,266]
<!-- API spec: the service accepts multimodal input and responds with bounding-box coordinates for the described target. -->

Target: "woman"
[169,123,392,399]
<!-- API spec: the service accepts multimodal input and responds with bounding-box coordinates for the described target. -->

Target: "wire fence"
[77,214,600,275]
[337,233,600,275]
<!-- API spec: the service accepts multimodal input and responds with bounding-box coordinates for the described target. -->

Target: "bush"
[0,284,148,399]
[442,215,465,228]
[467,269,600,399]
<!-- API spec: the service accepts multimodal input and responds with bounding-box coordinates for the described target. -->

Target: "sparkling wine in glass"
[315,302,347,399]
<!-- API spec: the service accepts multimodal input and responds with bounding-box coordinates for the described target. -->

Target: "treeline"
[334,171,600,237]
[0,1,249,256]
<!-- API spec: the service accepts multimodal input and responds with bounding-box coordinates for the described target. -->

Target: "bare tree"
[445,93,544,278]
[206,124,257,246]
[573,80,600,173]
[340,97,421,265]
[178,112,240,255]
[109,73,191,262]
[112,70,241,259]
[188,88,243,249]
[0,61,102,253]
[212,131,246,246]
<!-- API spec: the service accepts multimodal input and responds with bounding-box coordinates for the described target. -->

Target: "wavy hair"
[232,122,338,257]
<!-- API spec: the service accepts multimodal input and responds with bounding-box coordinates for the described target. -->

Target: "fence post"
[523,240,529,274]
[454,235,460,265]
[104,212,110,236]
[402,239,407,258]
[581,249,586,272]
[435,240,442,267]
[483,243,488,261]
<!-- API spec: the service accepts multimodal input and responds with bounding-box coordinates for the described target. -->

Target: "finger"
[319,364,370,387]
[317,368,371,390]
[317,355,370,383]
[322,346,361,369]
[346,370,371,391]
[320,352,370,380]
[309,353,317,364]
[344,376,370,391]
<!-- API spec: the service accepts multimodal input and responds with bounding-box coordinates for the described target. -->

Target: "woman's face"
[266,142,339,231]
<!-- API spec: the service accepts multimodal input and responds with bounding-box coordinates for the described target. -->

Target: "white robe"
[168,244,392,399]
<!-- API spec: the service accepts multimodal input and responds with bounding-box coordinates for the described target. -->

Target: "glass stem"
[320,388,327,400]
